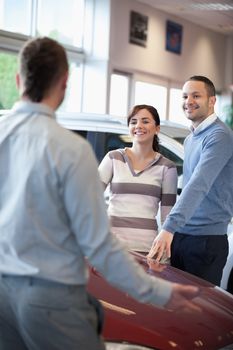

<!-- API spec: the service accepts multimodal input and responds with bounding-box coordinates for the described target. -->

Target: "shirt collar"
[12,100,55,119]
[191,113,217,135]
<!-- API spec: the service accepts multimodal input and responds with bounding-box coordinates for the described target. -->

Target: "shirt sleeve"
[163,129,233,233]
[63,140,172,307]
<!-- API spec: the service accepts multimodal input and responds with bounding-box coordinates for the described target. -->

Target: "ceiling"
[137,0,233,35]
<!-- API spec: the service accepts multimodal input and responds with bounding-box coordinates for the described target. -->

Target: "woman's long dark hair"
[127,104,160,152]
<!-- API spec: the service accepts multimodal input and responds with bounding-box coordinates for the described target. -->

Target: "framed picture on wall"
[129,11,148,47]
[166,20,183,55]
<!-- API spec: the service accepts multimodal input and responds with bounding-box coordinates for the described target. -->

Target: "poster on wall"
[166,20,183,55]
[129,11,148,47]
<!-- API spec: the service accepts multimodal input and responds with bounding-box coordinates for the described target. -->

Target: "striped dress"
[98,148,178,252]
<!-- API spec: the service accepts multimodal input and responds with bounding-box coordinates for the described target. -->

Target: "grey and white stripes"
[99,149,178,251]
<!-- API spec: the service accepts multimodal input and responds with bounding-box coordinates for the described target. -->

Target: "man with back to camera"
[0,37,200,350]
[148,75,233,286]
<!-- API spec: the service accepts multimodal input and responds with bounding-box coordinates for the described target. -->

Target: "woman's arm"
[98,152,114,190]
[160,165,178,225]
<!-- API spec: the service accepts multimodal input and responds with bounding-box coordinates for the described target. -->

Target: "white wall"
[110,0,229,91]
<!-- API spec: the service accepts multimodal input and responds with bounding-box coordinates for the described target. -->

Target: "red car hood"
[88,251,233,350]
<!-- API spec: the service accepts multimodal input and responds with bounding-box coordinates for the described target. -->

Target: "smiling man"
[148,75,233,286]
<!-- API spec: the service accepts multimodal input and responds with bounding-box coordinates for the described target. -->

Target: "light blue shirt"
[0,101,172,306]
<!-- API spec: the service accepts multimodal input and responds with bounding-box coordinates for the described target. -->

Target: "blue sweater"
[163,118,233,235]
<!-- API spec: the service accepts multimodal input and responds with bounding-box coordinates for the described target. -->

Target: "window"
[0,49,83,112]
[134,81,167,120]
[0,0,32,35]
[0,0,85,113]
[37,0,84,47]
[159,144,183,176]
[169,87,189,127]
[59,61,83,113]
[106,134,132,153]
[215,93,221,117]
[109,73,130,117]
[0,51,18,109]
[0,0,85,48]
[70,130,131,163]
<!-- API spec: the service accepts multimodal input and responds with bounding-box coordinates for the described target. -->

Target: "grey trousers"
[0,274,105,350]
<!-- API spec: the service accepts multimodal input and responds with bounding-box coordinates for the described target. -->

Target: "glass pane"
[0,0,32,35]
[215,93,221,116]
[134,81,167,120]
[109,74,129,117]
[169,88,190,127]
[59,61,83,113]
[0,51,18,109]
[159,145,183,176]
[37,0,85,48]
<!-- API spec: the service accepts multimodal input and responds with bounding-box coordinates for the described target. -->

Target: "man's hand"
[165,284,201,314]
[147,229,173,261]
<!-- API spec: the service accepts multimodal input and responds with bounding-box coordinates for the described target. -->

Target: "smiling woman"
[98,104,178,253]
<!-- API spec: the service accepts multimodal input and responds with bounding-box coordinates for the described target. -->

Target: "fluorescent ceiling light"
[191,3,233,11]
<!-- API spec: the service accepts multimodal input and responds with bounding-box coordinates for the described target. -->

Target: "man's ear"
[61,71,68,91]
[16,73,20,90]
[209,95,216,108]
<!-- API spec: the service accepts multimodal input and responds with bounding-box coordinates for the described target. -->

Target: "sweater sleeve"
[163,128,233,233]
[160,165,178,225]
[98,152,113,189]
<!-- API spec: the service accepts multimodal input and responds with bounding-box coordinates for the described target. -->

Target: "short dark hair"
[127,104,160,152]
[19,37,68,102]
[187,75,216,97]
